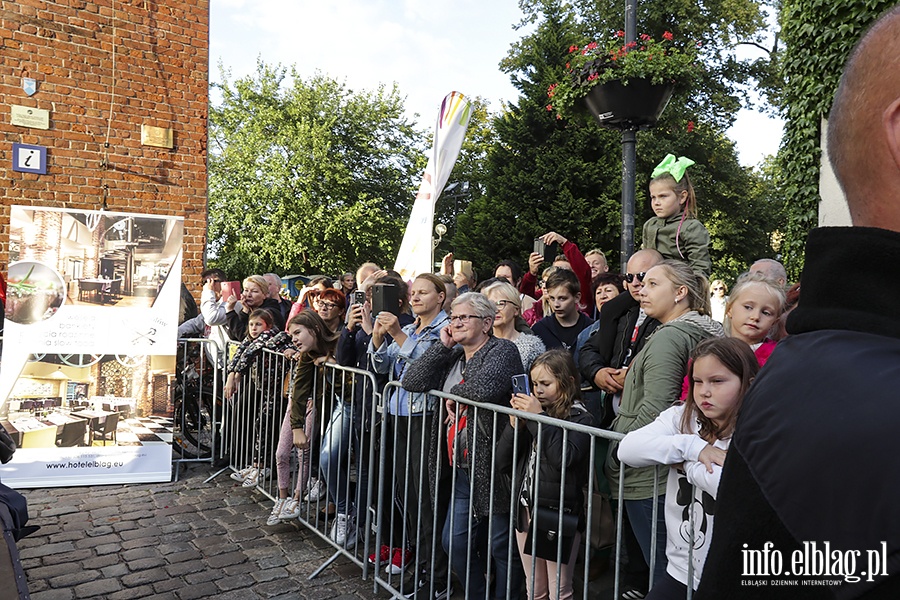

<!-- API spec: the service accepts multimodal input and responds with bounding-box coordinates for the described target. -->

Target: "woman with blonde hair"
[482,280,545,371]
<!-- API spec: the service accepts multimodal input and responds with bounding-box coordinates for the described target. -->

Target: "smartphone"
[352,290,366,305]
[512,374,531,396]
[533,239,558,264]
[372,283,400,316]
[220,281,241,300]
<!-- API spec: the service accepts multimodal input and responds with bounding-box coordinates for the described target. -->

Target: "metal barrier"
[171,338,223,478]
[216,347,384,578]
[371,382,654,600]
[212,344,698,600]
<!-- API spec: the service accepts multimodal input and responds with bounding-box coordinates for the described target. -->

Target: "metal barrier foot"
[308,549,342,580]
[203,467,230,484]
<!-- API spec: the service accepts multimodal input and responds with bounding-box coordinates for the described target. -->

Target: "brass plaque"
[10,104,50,129]
[141,124,173,148]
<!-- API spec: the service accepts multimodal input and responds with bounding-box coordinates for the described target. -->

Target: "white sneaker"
[241,467,268,488]
[266,499,287,526]
[303,478,326,501]
[278,497,301,520]
[230,465,253,481]
[329,513,357,547]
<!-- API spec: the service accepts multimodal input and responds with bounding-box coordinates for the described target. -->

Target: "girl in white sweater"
[618,337,759,598]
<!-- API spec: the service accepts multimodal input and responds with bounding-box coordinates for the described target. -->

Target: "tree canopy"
[207,62,423,279]
[448,0,783,283]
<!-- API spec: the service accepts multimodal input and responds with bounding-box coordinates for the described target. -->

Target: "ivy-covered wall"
[779,0,896,280]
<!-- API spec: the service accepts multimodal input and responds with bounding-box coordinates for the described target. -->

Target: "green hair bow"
[652,154,695,182]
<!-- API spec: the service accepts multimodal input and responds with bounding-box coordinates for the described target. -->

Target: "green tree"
[207,61,423,278]
[452,0,781,280]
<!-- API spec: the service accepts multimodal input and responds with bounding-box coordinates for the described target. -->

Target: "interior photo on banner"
[0,206,183,488]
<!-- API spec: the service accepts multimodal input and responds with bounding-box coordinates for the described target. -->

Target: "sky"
[209,0,784,167]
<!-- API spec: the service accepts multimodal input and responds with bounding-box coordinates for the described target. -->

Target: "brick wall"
[0,0,209,281]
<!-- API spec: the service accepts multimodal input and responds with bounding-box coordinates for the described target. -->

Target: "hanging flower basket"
[583,79,674,130]
[546,31,698,123]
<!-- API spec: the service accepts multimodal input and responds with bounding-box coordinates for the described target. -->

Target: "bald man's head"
[828,7,900,226]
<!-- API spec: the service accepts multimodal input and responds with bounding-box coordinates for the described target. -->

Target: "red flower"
[569,44,579,53]
[616,30,625,38]
[546,104,553,111]
[687,120,695,133]
[663,31,674,41]
[547,83,557,98]
[565,62,570,69]
[587,73,598,81]
[626,41,638,49]
[639,33,651,41]
[556,114,562,120]
[586,41,598,50]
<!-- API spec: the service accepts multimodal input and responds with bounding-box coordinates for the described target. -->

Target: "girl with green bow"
[642,154,711,277]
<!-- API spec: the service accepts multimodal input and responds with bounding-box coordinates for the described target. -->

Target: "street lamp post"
[620,0,638,272]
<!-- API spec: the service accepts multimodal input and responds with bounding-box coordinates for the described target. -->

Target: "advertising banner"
[0,206,183,487]
[394,91,473,280]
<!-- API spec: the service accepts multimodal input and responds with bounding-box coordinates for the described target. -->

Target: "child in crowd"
[498,349,594,600]
[680,271,785,400]
[225,309,281,488]
[618,337,759,598]
[723,271,785,366]
[531,269,593,354]
[642,154,711,277]
[267,311,339,525]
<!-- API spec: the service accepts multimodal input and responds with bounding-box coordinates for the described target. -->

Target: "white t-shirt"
[617,404,726,590]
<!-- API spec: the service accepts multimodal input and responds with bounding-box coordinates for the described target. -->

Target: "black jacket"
[696,227,900,599]
[577,291,659,393]
[225,298,286,341]
[496,403,594,529]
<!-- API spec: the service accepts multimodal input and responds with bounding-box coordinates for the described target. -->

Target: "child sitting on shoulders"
[643,154,711,277]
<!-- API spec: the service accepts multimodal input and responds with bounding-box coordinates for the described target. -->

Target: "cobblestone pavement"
[17,462,618,600]
[17,462,386,600]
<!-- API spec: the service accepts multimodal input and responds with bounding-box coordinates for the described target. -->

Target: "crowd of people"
[176,151,806,600]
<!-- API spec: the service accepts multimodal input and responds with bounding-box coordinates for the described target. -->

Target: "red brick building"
[0,0,209,280]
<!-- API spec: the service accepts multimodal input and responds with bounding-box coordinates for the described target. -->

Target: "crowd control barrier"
[215,347,705,600]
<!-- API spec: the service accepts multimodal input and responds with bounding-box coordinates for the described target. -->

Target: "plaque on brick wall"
[10,104,50,129]
[141,124,173,148]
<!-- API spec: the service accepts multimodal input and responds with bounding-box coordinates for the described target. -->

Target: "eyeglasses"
[712,287,725,292]
[624,272,647,283]
[494,300,519,309]
[449,314,485,325]
[315,301,339,309]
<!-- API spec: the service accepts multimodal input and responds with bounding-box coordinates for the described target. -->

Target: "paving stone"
[175,582,221,600]
[30,589,75,600]
[121,566,169,587]
[73,578,123,597]
[47,569,102,588]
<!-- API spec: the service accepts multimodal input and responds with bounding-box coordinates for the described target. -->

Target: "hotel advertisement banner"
[0,206,183,487]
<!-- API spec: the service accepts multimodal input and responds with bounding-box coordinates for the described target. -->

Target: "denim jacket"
[368,310,449,415]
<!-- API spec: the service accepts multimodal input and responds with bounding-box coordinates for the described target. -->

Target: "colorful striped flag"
[393,92,472,280]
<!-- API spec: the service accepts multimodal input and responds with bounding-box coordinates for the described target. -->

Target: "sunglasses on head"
[625,272,647,283]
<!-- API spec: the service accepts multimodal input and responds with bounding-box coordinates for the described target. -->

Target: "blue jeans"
[624,496,668,584]
[442,470,523,600]
[319,400,368,516]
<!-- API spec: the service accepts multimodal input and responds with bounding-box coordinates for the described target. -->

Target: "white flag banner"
[394,91,473,280]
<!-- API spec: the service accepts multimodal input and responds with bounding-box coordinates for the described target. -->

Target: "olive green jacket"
[606,312,724,500]
[642,212,711,277]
